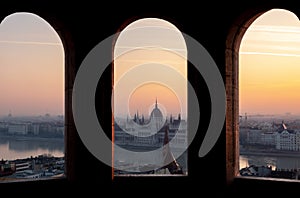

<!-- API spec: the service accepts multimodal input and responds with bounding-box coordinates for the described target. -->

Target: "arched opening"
[239,9,300,180]
[0,12,65,181]
[113,18,188,176]
[226,8,300,182]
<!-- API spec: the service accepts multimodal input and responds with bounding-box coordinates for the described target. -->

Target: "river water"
[0,136,64,160]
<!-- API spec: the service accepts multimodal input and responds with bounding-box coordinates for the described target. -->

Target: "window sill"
[114,173,187,178]
[0,174,66,184]
[234,175,300,183]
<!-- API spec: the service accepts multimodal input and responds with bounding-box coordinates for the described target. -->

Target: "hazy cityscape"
[239,113,300,180]
[114,99,187,175]
[0,114,64,181]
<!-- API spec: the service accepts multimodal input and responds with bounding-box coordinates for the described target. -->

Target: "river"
[0,135,64,161]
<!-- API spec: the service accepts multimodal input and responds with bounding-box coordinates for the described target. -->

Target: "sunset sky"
[239,9,300,116]
[2,10,297,118]
[114,18,187,119]
[0,12,64,116]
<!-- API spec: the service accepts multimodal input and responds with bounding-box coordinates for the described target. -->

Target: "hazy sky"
[114,18,187,119]
[0,12,64,116]
[239,9,300,115]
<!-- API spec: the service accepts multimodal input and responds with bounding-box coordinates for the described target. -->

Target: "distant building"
[0,122,8,132]
[0,160,16,177]
[261,132,276,146]
[55,126,64,136]
[114,99,187,174]
[276,129,300,151]
[241,121,300,151]
[32,123,40,135]
[8,123,29,135]
[114,99,187,149]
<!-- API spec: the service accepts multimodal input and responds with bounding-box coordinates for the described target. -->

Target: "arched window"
[0,12,65,182]
[226,8,300,182]
[113,18,188,176]
[239,9,300,180]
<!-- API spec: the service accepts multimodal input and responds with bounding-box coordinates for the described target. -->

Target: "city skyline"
[240,9,300,115]
[0,12,64,116]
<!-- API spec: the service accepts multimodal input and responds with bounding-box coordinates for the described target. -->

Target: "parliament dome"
[150,99,163,120]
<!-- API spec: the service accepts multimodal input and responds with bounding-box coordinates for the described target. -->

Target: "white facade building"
[8,123,29,135]
[276,130,300,151]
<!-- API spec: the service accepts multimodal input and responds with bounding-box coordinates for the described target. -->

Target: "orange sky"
[128,82,181,119]
[0,12,64,116]
[239,9,300,116]
[114,18,187,119]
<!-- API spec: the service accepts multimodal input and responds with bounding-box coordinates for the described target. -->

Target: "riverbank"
[0,134,63,142]
[240,149,300,158]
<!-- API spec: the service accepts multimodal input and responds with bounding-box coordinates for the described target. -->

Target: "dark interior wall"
[0,0,300,196]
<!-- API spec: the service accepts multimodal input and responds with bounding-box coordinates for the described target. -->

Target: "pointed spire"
[136,110,139,124]
[155,97,158,109]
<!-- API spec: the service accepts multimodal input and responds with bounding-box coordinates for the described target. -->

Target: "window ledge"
[0,174,66,184]
[234,175,300,183]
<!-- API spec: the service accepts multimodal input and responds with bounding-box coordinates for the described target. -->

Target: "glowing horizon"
[114,18,187,119]
[239,9,300,115]
[0,12,64,116]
